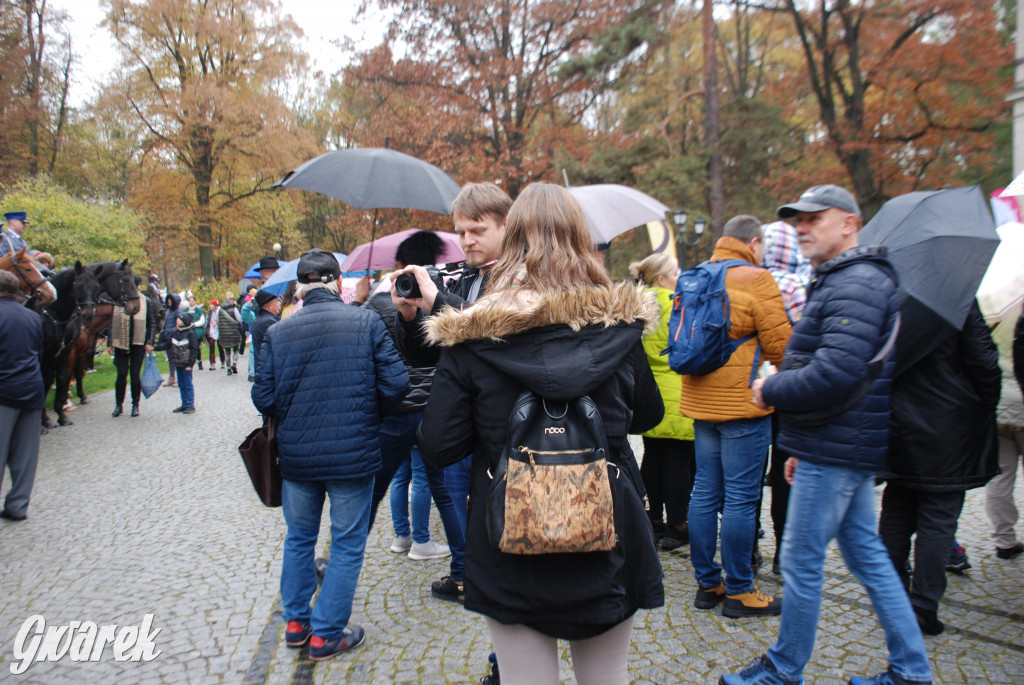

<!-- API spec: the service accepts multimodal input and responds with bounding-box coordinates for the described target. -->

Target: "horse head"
[119,259,141,314]
[94,259,141,314]
[1,247,57,306]
[72,260,101,324]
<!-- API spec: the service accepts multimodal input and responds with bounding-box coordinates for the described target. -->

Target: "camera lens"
[394,273,421,299]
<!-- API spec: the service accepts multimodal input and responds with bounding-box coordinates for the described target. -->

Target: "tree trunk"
[702,0,725,238]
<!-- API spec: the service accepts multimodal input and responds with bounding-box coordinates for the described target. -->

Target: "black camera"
[394,262,465,299]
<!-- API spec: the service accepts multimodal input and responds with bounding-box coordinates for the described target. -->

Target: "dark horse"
[66,301,115,406]
[39,259,140,427]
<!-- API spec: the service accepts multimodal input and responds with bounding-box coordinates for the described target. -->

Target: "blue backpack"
[662,259,759,377]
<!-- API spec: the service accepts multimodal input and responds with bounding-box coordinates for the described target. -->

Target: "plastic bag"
[141,352,162,399]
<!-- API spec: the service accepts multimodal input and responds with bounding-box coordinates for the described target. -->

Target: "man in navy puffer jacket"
[722,185,932,685]
[252,249,409,661]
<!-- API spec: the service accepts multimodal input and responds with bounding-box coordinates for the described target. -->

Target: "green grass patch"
[47,347,170,407]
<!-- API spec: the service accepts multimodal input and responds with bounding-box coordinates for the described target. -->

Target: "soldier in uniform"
[0,212,31,259]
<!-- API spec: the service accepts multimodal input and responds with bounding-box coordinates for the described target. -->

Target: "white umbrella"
[566,184,670,244]
[977,222,1024,324]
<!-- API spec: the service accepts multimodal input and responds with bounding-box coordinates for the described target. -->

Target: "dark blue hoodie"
[162,293,181,339]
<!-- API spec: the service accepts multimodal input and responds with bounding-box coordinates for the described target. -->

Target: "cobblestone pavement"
[1,358,1022,683]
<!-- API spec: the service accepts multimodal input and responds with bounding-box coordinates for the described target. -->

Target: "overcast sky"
[56,0,390,106]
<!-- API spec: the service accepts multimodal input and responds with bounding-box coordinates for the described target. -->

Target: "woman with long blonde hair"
[419,182,665,683]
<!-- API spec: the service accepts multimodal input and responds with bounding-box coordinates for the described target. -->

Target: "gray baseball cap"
[777,184,861,219]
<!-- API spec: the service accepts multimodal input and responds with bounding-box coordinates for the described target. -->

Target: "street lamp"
[675,208,708,268]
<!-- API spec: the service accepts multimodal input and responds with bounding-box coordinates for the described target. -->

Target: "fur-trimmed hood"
[425,281,660,346]
[423,282,660,402]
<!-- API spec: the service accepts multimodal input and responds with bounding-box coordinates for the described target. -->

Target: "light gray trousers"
[484,615,634,684]
[987,429,1024,548]
[0,406,42,517]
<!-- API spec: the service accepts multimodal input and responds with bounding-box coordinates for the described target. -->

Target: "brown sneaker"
[694,582,726,609]
[723,587,782,618]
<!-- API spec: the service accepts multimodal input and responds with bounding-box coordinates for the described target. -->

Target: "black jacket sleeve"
[418,349,476,468]
[628,341,665,434]
[959,301,1000,415]
[1014,311,1024,396]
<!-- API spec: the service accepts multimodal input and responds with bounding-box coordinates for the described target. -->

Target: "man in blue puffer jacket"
[252,249,409,661]
[722,185,932,685]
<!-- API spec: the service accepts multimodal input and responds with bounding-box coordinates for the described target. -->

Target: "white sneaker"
[389,535,412,553]
[408,540,451,560]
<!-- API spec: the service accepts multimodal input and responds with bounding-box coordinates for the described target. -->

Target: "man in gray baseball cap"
[776,184,861,219]
[775,185,862,269]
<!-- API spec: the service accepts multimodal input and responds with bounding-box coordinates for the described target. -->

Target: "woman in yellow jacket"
[630,253,696,550]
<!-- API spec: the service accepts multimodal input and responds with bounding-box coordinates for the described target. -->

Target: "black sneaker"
[181,406,195,414]
[111,405,123,418]
[996,541,1024,559]
[130,404,139,417]
[694,582,726,609]
[172,406,185,413]
[480,652,500,684]
[660,524,689,550]
[431,575,465,602]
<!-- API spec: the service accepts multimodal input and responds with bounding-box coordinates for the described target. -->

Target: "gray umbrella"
[274,148,461,215]
[566,184,670,244]
[859,185,998,372]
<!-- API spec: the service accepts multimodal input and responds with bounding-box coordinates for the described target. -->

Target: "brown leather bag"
[238,417,281,507]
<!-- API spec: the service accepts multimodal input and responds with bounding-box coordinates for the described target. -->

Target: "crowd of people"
[4,174,1024,684]
[238,179,1024,685]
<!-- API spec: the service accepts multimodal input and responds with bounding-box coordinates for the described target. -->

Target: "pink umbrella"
[340,228,465,272]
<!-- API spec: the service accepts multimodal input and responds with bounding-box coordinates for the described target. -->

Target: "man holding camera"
[390,182,512,603]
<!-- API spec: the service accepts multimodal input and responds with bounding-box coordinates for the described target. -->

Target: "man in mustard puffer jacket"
[681,215,792,619]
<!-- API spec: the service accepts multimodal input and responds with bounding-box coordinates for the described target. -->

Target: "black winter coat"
[250,308,278,368]
[418,283,665,639]
[881,301,1000,492]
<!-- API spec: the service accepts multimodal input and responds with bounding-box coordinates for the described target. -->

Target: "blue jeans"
[371,412,466,580]
[689,416,771,595]
[390,448,431,542]
[281,477,373,640]
[444,455,472,581]
[174,366,194,408]
[767,461,932,683]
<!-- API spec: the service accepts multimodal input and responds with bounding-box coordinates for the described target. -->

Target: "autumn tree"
[103,0,318,278]
[353,0,671,195]
[0,174,147,265]
[771,0,1012,217]
[0,0,73,184]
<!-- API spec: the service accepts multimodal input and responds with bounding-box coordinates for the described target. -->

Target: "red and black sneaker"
[284,621,311,647]
[308,626,365,661]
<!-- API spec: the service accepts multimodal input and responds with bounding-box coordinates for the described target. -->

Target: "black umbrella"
[274,148,461,214]
[274,147,462,268]
[859,186,998,372]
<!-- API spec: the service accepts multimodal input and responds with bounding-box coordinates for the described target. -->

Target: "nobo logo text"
[11,614,162,675]
[543,426,565,434]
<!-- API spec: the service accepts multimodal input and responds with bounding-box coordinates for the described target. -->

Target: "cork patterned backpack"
[486,389,622,555]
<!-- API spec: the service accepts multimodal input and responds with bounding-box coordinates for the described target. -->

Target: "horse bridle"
[97,267,140,309]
